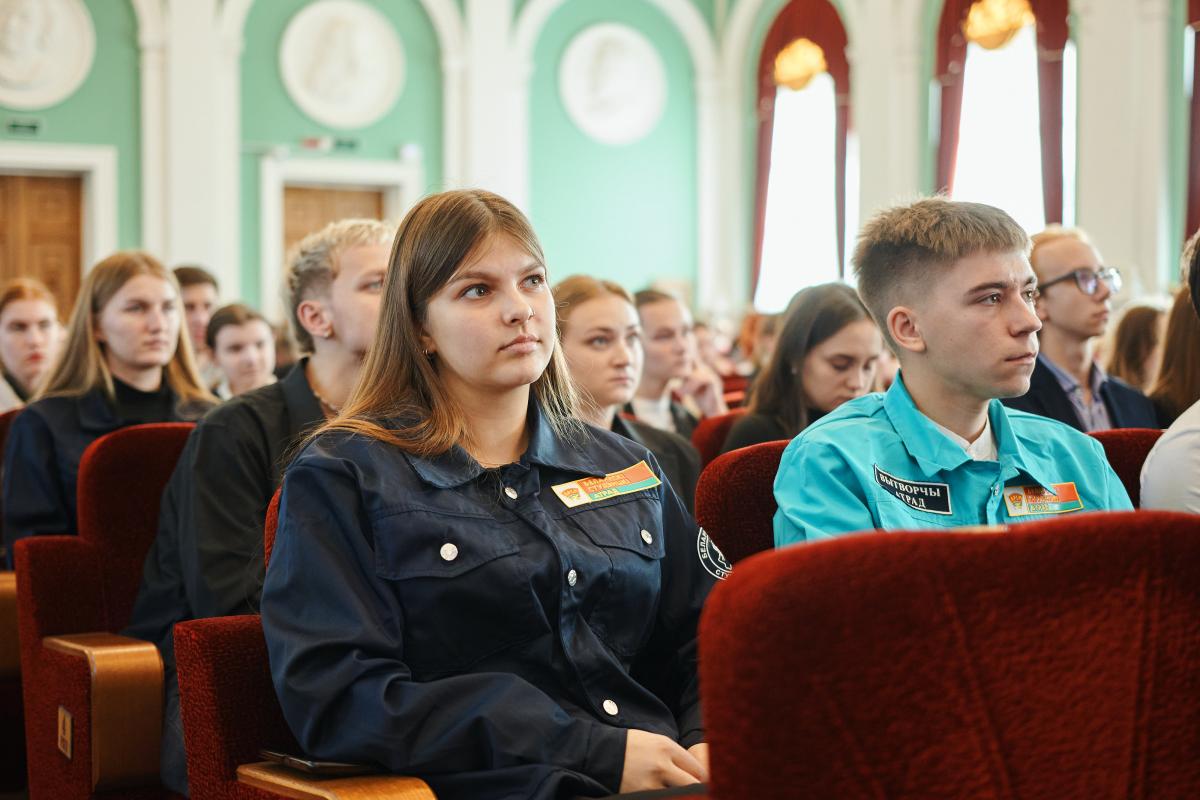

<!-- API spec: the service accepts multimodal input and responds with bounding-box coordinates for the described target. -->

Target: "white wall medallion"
[0,0,95,110]
[559,23,667,146]
[279,0,405,130]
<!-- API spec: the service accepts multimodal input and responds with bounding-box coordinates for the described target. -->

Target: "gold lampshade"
[773,37,827,91]
[964,0,1036,50]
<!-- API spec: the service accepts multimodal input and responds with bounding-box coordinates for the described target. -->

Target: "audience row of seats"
[0,418,1188,799]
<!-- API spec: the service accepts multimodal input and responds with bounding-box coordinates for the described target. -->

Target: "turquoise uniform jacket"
[774,375,1134,546]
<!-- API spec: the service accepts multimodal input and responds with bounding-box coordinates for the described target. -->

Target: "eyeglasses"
[1037,267,1122,296]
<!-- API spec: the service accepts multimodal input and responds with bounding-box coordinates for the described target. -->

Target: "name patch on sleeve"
[873,465,953,515]
[552,460,662,508]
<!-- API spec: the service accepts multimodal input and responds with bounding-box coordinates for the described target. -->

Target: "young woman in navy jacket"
[262,190,722,799]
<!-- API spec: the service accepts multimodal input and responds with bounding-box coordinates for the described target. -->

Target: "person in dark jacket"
[123,219,393,796]
[627,289,726,438]
[262,190,719,800]
[1003,226,1157,430]
[2,251,213,564]
[554,275,701,512]
[722,283,881,454]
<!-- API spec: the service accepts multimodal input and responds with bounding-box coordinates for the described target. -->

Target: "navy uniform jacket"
[261,403,722,800]
[1002,357,1158,431]
[2,384,205,563]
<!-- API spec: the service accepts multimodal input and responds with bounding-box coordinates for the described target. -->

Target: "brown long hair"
[38,251,213,410]
[1105,304,1164,391]
[749,283,873,438]
[1148,286,1200,424]
[317,190,580,456]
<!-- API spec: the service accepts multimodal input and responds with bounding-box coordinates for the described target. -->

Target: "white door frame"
[258,151,424,320]
[0,142,118,274]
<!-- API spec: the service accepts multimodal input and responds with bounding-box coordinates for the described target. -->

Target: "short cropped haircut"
[173,265,219,292]
[205,303,269,351]
[284,218,394,353]
[633,288,679,310]
[1029,226,1094,280]
[852,197,1029,345]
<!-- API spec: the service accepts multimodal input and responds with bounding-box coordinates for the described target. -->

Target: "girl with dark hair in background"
[722,282,882,454]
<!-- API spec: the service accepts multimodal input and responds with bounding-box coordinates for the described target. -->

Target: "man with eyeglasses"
[1003,226,1157,431]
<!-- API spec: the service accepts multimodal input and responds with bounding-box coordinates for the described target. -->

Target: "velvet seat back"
[1089,427,1164,508]
[75,422,195,631]
[690,408,748,469]
[174,615,298,800]
[700,511,1200,799]
[694,440,787,564]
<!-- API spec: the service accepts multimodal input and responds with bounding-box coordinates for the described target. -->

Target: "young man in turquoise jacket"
[774,198,1132,546]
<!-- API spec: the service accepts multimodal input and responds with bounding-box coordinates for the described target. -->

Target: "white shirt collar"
[933,415,998,461]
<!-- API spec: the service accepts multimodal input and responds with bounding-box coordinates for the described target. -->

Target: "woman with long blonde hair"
[262,190,716,799]
[2,251,212,558]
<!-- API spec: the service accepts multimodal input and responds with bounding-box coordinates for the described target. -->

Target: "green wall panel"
[530,0,698,294]
[239,0,442,306]
[0,0,141,252]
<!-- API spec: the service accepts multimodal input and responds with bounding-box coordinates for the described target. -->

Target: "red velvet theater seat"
[695,440,788,564]
[15,422,193,800]
[1090,427,1164,508]
[700,510,1200,800]
[175,615,435,800]
[690,409,748,469]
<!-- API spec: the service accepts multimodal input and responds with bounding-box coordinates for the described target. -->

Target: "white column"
[464,0,522,203]
[885,2,928,207]
[695,72,732,314]
[1074,0,1143,291]
[134,0,167,258]
[161,0,240,295]
[1130,0,1176,293]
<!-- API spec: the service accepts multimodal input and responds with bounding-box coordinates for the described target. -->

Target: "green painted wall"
[529,0,698,294]
[0,0,141,251]
[239,0,443,306]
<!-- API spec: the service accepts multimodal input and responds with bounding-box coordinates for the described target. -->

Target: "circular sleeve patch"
[697,528,732,580]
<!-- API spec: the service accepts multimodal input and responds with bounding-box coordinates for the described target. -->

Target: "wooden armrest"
[0,571,16,678]
[237,761,436,799]
[43,632,163,790]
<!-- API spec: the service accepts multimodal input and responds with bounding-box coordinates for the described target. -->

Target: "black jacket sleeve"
[3,409,71,561]
[261,456,628,786]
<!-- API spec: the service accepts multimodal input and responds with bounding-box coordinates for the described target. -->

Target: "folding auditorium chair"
[1090,427,1164,507]
[14,422,194,800]
[690,408,748,469]
[699,510,1200,799]
[695,440,788,564]
[0,407,25,791]
[176,486,435,800]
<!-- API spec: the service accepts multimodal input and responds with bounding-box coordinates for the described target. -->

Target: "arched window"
[752,0,853,313]
[934,0,1074,233]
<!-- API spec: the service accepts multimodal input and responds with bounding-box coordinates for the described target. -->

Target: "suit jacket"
[1002,358,1159,432]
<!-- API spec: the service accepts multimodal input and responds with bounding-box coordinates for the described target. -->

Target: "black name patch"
[873,465,953,515]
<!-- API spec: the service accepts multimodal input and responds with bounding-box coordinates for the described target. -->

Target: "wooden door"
[283,186,384,256]
[0,175,83,315]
